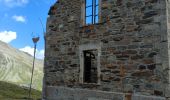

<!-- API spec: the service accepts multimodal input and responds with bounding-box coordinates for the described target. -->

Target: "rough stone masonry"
[43,0,170,100]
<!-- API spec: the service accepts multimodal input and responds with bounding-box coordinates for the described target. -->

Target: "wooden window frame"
[81,0,101,26]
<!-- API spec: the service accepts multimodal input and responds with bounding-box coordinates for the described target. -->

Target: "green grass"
[0,81,41,100]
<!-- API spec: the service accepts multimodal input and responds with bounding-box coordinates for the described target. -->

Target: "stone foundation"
[44,86,165,100]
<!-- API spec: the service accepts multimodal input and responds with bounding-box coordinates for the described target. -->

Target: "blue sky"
[0,0,56,59]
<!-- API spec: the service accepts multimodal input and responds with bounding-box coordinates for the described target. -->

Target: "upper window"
[85,0,99,25]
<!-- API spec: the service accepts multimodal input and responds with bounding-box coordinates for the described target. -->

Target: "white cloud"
[12,15,26,23]
[0,31,17,43]
[19,46,44,59]
[37,50,45,59]
[2,0,29,7]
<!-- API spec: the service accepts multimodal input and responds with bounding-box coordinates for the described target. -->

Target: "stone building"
[43,0,170,100]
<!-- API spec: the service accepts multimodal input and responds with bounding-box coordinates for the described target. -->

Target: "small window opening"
[85,0,99,25]
[83,50,98,83]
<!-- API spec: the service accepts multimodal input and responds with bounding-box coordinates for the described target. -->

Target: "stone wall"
[44,0,169,99]
[166,0,170,99]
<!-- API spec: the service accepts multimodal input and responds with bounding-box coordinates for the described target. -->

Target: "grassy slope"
[0,81,41,100]
[0,40,43,91]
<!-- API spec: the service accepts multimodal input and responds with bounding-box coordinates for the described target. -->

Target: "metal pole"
[28,36,39,99]
[28,42,37,99]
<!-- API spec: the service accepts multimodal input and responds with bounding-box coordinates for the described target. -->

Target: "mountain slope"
[0,81,41,100]
[0,40,43,90]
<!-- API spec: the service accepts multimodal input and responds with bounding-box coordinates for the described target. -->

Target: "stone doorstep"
[132,94,165,100]
[45,86,126,100]
[44,86,166,100]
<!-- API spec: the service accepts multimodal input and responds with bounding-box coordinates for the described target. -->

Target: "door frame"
[79,43,101,84]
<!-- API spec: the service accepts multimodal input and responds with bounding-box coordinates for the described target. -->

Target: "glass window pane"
[95,0,99,5]
[86,16,92,24]
[95,15,99,23]
[86,7,92,16]
[95,5,99,15]
[86,0,92,7]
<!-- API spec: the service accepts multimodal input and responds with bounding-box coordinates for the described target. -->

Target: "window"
[85,0,99,24]
[79,43,101,84]
[83,50,97,83]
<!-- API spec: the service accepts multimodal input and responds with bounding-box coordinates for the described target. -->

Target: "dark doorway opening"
[83,50,97,83]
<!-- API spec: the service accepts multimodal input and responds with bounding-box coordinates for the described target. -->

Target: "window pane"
[86,16,92,24]
[95,0,99,5]
[86,0,92,7]
[95,15,99,23]
[86,7,92,16]
[95,5,99,15]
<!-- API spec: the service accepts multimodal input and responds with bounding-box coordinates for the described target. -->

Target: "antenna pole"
[28,37,39,99]
[39,18,47,100]
[39,18,45,36]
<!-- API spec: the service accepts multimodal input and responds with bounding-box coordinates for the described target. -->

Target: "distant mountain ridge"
[0,40,43,90]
